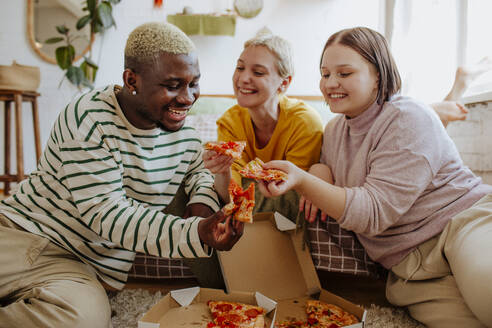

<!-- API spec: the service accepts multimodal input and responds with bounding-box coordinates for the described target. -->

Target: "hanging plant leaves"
[55,45,75,70]
[44,37,64,44]
[56,25,69,35]
[76,15,92,30]
[80,58,99,83]
[87,0,97,16]
[66,66,93,89]
[97,2,114,29]
[84,56,99,69]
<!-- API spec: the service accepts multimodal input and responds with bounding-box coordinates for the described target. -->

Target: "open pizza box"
[138,212,366,327]
[138,286,277,327]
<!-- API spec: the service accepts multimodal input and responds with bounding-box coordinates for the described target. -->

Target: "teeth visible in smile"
[240,89,254,94]
[169,109,187,115]
[330,94,346,98]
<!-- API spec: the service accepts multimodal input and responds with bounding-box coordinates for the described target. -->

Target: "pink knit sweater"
[321,95,492,268]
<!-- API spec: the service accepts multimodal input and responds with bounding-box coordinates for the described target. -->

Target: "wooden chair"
[0,89,41,195]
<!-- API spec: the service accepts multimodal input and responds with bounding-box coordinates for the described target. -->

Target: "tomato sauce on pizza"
[204,141,247,160]
[239,158,287,182]
[223,180,255,223]
[207,300,265,328]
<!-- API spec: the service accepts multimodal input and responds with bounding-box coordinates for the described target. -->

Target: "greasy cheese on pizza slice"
[223,180,255,223]
[204,141,247,160]
[239,158,287,182]
[207,300,265,328]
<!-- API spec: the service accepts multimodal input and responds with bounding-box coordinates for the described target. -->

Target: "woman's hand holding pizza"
[256,160,305,197]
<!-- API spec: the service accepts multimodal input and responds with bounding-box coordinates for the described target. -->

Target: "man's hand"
[183,203,215,219]
[197,210,244,251]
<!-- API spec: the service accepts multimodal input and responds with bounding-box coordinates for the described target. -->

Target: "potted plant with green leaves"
[44,0,120,89]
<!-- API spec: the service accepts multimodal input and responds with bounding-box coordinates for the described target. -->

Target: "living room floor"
[0,190,391,308]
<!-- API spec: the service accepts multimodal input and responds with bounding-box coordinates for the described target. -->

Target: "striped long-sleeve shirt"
[0,85,221,289]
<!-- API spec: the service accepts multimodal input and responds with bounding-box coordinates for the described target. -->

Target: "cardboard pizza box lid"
[218,212,322,300]
[138,287,277,328]
[218,211,366,327]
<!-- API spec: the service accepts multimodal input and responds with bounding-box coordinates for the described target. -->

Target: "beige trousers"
[0,214,112,328]
[386,194,492,328]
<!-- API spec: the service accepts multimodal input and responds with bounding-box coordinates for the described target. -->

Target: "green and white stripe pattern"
[0,85,220,289]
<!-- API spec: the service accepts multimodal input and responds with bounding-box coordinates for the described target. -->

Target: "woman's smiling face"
[319,43,379,118]
[232,45,284,111]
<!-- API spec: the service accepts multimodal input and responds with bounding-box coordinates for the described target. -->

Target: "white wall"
[1,0,381,178]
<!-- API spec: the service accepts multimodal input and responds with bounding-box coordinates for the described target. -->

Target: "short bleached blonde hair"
[244,27,294,78]
[124,22,195,69]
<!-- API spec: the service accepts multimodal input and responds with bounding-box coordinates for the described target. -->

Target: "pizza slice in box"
[239,158,288,182]
[223,180,255,223]
[207,300,265,328]
[204,141,247,160]
[305,300,359,327]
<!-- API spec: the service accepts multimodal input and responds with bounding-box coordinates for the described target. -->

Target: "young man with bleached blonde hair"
[0,22,243,328]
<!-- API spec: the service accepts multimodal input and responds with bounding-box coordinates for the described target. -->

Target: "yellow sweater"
[217,95,324,183]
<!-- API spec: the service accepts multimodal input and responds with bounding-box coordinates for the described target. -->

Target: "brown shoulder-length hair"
[320,27,401,105]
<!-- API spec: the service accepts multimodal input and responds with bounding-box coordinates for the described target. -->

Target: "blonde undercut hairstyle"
[244,27,294,79]
[124,22,196,70]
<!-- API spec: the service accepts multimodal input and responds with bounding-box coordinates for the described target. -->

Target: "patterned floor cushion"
[128,255,195,279]
[308,217,386,279]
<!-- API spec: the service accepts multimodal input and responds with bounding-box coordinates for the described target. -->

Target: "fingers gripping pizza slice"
[207,300,266,328]
[223,180,255,223]
[205,141,247,159]
[239,158,287,182]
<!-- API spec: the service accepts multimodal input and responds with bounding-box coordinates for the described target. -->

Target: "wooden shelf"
[167,14,236,36]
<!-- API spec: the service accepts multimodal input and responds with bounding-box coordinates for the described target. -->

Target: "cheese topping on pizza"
[239,158,288,182]
[275,300,359,328]
[207,300,265,328]
[204,141,247,160]
[223,180,255,223]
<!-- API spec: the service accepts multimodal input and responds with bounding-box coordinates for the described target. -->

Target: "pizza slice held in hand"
[223,180,255,223]
[204,141,247,160]
[207,300,265,328]
[239,158,288,182]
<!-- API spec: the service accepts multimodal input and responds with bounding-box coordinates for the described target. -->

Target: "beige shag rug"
[109,289,424,328]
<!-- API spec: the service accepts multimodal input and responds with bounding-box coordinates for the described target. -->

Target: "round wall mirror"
[27,0,94,65]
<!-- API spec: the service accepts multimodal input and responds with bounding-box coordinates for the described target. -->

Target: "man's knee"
[67,282,111,328]
[41,280,112,328]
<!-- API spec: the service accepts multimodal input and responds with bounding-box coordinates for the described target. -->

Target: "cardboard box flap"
[219,212,321,300]
[170,286,200,306]
[255,291,277,313]
[274,212,297,231]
